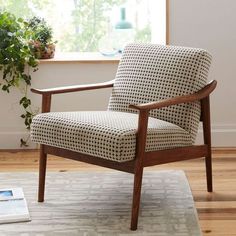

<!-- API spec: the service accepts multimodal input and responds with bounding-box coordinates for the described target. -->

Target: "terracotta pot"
[32,41,55,59]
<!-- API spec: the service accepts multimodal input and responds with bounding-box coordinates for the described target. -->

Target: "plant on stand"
[0,12,55,146]
[28,17,56,59]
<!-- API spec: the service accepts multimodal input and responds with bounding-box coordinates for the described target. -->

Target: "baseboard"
[0,131,37,149]
[196,124,236,147]
[0,124,236,149]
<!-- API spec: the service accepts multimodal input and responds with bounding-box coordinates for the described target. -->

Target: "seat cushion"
[31,111,192,162]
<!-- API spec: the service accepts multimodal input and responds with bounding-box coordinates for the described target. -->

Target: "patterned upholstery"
[108,43,212,143]
[31,43,212,162]
[31,111,192,162]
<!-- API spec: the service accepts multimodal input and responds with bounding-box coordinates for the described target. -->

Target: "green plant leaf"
[2,84,10,93]
[0,11,52,146]
[20,138,28,147]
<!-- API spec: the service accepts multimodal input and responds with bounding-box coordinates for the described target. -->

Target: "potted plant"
[0,12,39,146]
[28,17,56,59]
[0,12,56,146]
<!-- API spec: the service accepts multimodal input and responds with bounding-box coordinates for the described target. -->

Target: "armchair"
[31,43,216,230]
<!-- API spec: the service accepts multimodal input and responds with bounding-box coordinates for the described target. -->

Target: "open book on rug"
[0,188,30,224]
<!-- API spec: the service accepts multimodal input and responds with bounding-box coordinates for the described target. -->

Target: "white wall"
[0,63,117,149]
[0,0,235,148]
[170,0,236,146]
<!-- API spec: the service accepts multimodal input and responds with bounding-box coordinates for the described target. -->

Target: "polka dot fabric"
[31,111,192,162]
[108,43,212,143]
[31,43,212,162]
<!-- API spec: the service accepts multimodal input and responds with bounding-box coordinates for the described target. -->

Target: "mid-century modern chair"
[31,43,217,230]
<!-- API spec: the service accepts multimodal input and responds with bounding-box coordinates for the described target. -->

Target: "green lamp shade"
[115,8,133,29]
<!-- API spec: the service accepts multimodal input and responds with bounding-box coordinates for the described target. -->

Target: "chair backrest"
[108,43,212,143]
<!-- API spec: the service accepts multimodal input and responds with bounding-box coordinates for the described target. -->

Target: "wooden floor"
[0,149,236,235]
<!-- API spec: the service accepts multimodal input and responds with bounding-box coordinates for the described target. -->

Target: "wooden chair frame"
[31,79,217,230]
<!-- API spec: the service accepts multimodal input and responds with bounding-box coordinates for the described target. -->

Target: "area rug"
[0,170,201,236]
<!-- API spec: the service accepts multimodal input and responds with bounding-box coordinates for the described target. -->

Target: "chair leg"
[201,96,213,193]
[130,167,143,231]
[205,153,213,192]
[38,145,47,202]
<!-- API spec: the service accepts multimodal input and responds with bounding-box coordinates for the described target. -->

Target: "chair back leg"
[38,144,47,202]
[205,153,213,192]
[201,96,213,192]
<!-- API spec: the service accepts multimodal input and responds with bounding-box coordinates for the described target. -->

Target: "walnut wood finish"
[131,110,149,230]
[201,96,213,192]
[32,79,217,230]
[38,93,51,202]
[38,145,47,202]
[144,145,208,167]
[129,80,217,111]
[45,145,135,174]
[31,79,114,95]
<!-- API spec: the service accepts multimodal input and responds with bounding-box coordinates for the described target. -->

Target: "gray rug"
[0,170,201,236]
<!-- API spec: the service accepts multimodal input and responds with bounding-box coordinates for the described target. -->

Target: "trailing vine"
[0,12,55,146]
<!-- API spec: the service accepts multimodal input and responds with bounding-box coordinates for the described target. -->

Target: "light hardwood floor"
[0,149,236,235]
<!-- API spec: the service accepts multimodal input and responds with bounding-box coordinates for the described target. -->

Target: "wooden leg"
[130,167,143,231]
[130,110,149,230]
[201,96,213,193]
[205,153,213,192]
[38,145,47,202]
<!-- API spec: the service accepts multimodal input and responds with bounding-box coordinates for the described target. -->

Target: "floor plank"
[0,149,236,235]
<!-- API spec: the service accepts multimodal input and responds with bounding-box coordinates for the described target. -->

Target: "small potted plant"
[28,17,56,59]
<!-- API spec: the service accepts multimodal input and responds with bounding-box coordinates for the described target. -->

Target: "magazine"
[0,188,30,224]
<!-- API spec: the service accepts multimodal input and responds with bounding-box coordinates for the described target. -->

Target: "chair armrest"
[129,80,217,111]
[31,80,115,95]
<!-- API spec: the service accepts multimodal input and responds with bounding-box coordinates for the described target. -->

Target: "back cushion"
[108,43,212,143]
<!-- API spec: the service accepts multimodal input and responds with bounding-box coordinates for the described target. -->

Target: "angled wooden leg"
[38,144,47,202]
[130,110,149,231]
[38,94,51,202]
[201,96,213,192]
[131,167,144,230]
[205,154,213,192]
